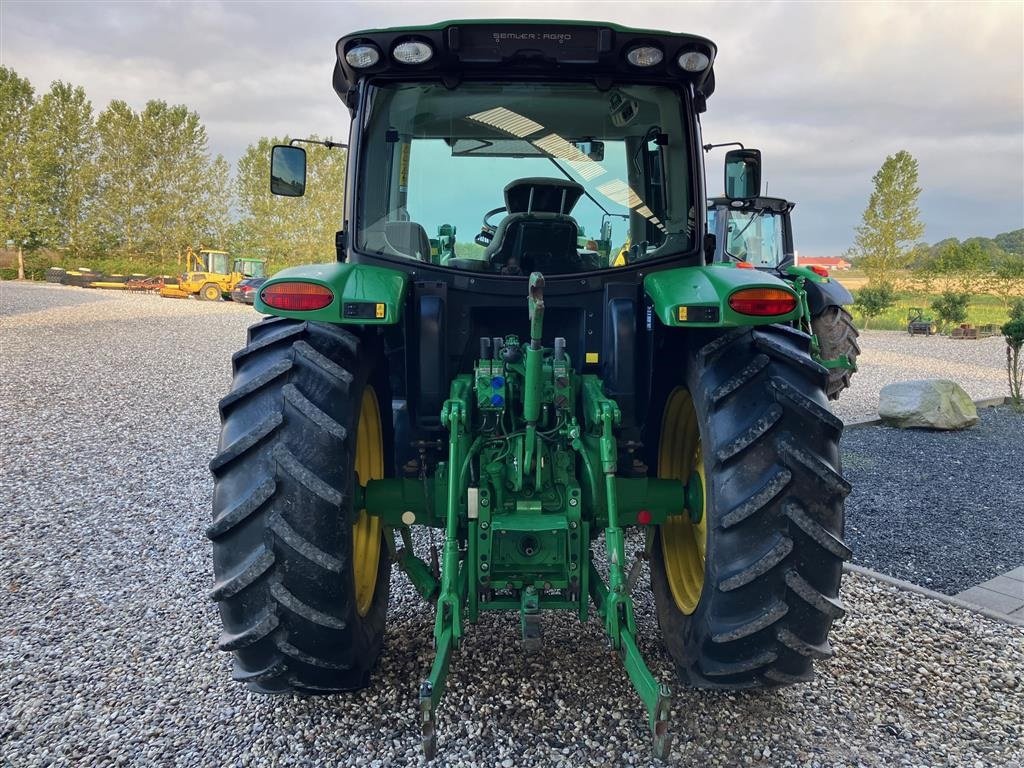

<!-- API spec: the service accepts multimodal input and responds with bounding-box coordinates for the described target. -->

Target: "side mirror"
[271,145,307,197]
[724,148,761,199]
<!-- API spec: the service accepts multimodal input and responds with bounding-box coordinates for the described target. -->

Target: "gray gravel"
[830,330,1008,424]
[842,407,1024,594]
[2,281,1022,767]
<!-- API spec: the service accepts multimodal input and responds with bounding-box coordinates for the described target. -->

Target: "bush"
[1005,301,1024,410]
[930,291,970,330]
[852,283,896,329]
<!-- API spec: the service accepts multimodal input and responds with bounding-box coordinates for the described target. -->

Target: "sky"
[1,0,1021,255]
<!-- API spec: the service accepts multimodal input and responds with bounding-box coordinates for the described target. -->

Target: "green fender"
[254,262,408,325]
[644,263,801,328]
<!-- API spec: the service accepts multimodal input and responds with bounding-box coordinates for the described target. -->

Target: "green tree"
[24,81,98,258]
[852,283,896,329]
[989,253,1024,307]
[924,238,991,296]
[93,99,230,265]
[994,229,1023,257]
[0,68,36,268]
[850,150,925,284]
[1003,300,1024,410]
[929,291,970,330]
[234,136,346,270]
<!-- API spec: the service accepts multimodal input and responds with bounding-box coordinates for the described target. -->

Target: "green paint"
[644,263,801,327]
[253,262,407,324]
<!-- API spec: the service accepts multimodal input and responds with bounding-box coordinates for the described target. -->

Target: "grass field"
[851,292,1013,331]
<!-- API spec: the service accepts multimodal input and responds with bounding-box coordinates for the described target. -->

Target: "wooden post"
[17,246,25,280]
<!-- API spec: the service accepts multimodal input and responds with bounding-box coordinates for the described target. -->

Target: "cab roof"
[332,19,717,114]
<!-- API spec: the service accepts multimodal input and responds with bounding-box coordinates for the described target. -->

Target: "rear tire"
[811,306,860,400]
[208,317,391,693]
[649,324,850,688]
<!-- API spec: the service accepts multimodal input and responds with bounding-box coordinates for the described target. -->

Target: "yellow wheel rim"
[658,388,708,615]
[352,387,384,617]
[204,285,219,300]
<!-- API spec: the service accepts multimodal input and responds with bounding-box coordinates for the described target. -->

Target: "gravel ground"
[830,330,1008,424]
[842,407,1024,595]
[2,282,1022,767]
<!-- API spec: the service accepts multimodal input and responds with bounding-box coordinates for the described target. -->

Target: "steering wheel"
[474,206,507,247]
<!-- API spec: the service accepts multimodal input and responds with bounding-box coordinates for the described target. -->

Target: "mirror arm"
[702,141,744,153]
[288,138,348,150]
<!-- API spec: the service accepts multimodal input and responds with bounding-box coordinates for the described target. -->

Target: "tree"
[0,68,36,265]
[923,238,991,296]
[850,151,925,284]
[852,283,896,329]
[989,253,1024,307]
[1003,300,1024,410]
[234,136,346,270]
[24,81,99,257]
[93,99,229,263]
[930,291,970,331]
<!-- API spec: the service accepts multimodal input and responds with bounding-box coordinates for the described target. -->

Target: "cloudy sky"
[1,0,1021,254]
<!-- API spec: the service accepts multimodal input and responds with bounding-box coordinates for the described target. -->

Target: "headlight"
[677,51,710,72]
[345,44,381,69]
[392,40,433,65]
[625,45,663,67]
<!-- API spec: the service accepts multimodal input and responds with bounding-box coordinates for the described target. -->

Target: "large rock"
[878,379,978,430]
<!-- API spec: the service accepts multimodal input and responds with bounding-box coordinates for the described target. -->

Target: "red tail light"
[810,265,830,277]
[728,287,797,316]
[261,282,334,311]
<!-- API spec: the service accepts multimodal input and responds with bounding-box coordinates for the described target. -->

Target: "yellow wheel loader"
[159,247,266,301]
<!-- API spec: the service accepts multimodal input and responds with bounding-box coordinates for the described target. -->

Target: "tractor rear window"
[356,81,695,275]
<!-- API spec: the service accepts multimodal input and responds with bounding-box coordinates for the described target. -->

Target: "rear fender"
[644,264,801,328]
[254,262,408,324]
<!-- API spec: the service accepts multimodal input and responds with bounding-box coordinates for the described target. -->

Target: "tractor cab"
[233,258,266,278]
[707,196,795,269]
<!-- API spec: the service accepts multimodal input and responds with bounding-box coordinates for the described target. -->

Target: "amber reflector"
[261,282,334,311]
[728,287,797,316]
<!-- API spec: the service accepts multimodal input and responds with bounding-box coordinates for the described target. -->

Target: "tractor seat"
[485,178,585,273]
[363,220,432,261]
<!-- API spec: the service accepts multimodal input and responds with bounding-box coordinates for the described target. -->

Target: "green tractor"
[706,188,860,398]
[208,21,850,760]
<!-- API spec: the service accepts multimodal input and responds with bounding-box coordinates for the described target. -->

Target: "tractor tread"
[700,649,778,677]
[768,375,844,434]
[711,600,789,643]
[235,322,307,366]
[709,353,769,405]
[218,359,294,415]
[282,383,348,440]
[716,403,783,462]
[294,340,354,394]
[651,324,847,690]
[763,666,815,685]
[784,570,846,619]
[209,413,283,475]
[779,436,852,498]
[231,657,287,684]
[721,468,791,529]
[718,534,794,592]
[269,512,345,573]
[783,502,852,561]
[776,627,833,660]
[209,545,275,601]
[753,332,828,380]
[812,306,861,400]
[697,327,747,363]
[275,638,354,670]
[206,477,276,539]
[270,582,348,631]
[272,443,345,507]
[210,317,390,695]
[217,609,279,651]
